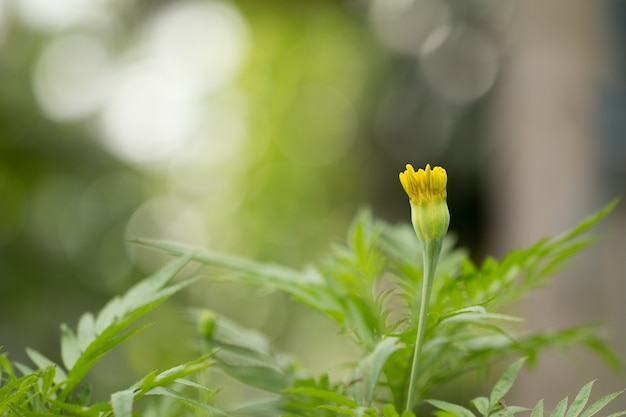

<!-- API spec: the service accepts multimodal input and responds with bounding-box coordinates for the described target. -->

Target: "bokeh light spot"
[33,33,112,121]
[17,0,107,31]
[98,65,201,165]
[419,26,499,103]
[369,0,451,55]
[141,0,249,94]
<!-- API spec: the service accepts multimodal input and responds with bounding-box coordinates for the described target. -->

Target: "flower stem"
[405,238,443,412]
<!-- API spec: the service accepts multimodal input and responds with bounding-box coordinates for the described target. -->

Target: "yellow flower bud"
[399,164,450,243]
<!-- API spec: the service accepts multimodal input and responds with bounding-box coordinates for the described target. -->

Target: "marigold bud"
[399,164,450,242]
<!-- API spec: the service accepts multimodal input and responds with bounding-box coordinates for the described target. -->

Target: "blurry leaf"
[134,354,214,392]
[381,403,400,417]
[59,255,193,401]
[111,389,133,417]
[565,380,594,417]
[350,337,401,406]
[72,383,92,406]
[318,404,356,415]
[489,358,526,405]
[60,323,81,371]
[94,296,123,335]
[285,387,358,408]
[471,396,489,415]
[439,309,522,326]
[202,313,296,393]
[551,397,569,417]
[25,348,66,384]
[76,312,96,351]
[531,400,544,417]
[145,387,228,415]
[580,391,624,417]
[209,315,272,357]
[227,400,283,416]
[428,399,476,417]
[133,239,345,327]
[221,363,290,393]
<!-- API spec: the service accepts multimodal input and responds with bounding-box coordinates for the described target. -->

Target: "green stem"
[405,238,443,412]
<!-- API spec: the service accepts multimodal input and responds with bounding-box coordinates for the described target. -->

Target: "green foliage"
[0,256,220,416]
[2,201,624,416]
[428,359,625,417]
[132,200,622,415]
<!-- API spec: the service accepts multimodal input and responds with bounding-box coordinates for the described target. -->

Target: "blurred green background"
[2,0,625,410]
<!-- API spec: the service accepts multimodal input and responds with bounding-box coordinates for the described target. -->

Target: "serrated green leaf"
[579,390,623,417]
[111,389,133,417]
[60,323,81,370]
[428,399,477,417]
[489,358,526,405]
[551,397,569,417]
[565,380,595,417]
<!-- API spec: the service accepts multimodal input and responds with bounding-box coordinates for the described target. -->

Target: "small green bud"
[197,309,216,338]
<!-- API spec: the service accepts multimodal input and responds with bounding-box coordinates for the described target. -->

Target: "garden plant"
[1,164,624,417]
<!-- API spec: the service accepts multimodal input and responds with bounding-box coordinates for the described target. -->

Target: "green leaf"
[381,403,400,417]
[471,396,489,416]
[59,255,193,401]
[551,397,569,417]
[145,386,228,415]
[579,390,623,417]
[60,323,81,370]
[76,312,96,351]
[220,363,290,393]
[605,411,626,417]
[565,380,594,417]
[132,239,345,327]
[489,358,526,405]
[428,399,477,417]
[318,405,357,415]
[530,400,544,417]
[25,348,66,384]
[285,387,358,408]
[350,336,401,406]
[111,389,134,417]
